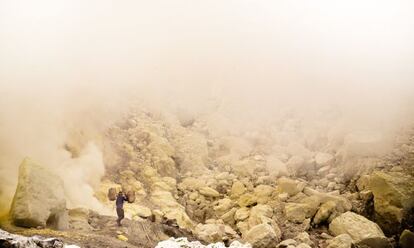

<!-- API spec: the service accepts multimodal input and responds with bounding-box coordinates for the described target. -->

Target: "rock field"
[1,107,414,248]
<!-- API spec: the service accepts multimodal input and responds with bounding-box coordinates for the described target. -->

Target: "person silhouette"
[115,191,128,226]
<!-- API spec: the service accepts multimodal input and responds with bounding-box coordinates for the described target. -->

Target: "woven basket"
[107,187,117,201]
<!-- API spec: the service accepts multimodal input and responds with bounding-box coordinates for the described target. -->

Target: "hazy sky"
[1,0,413,97]
[1,0,414,146]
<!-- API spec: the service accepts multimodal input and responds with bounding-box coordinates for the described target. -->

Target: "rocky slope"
[1,107,414,248]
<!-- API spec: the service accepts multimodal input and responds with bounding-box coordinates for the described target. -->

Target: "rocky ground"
[1,107,414,248]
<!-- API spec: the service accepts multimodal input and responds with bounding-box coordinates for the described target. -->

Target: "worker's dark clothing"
[116,194,127,208]
[116,208,124,224]
[116,194,128,226]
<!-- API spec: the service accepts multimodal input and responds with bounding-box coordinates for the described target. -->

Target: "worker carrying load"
[108,188,135,226]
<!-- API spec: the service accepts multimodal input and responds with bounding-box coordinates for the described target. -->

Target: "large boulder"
[244,223,280,248]
[366,171,414,234]
[150,190,194,230]
[329,212,389,247]
[10,158,67,228]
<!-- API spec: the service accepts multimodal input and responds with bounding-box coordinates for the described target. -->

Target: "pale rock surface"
[356,175,370,191]
[179,177,207,191]
[277,177,306,196]
[237,193,257,207]
[329,212,387,245]
[276,239,296,247]
[247,204,273,228]
[296,243,311,248]
[194,223,239,243]
[150,190,194,230]
[199,187,220,198]
[253,185,275,204]
[326,234,353,248]
[303,187,352,223]
[125,204,152,218]
[221,208,237,225]
[244,223,281,248]
[313,201,337,225]
[285,202,318,223]
[278,193,289,202]
[235,208,250,221]
[152,180,175,193]
[294,232,313,247]
[214,198,234,217]
[237,221,250,236]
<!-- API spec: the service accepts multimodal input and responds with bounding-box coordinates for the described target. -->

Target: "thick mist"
[1,0,414,214]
